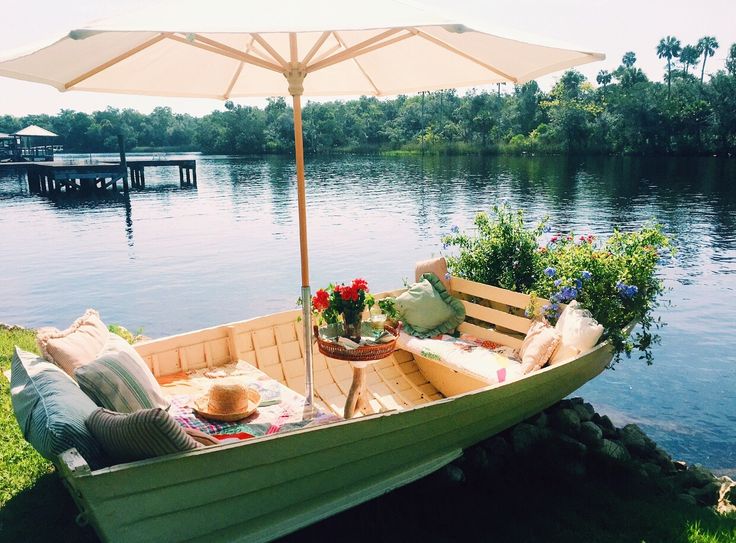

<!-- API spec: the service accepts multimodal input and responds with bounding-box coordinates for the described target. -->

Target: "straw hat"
[193,383,261,422]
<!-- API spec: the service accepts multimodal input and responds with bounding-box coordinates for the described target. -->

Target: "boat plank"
[461,300,532,334]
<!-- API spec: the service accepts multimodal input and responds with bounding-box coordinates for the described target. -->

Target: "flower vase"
[342,311,363,341]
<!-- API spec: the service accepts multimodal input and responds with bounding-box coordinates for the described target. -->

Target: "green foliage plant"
[441,204,545,293]
[442,206,672,364]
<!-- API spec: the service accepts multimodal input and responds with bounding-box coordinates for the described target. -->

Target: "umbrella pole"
[288,69,314,415]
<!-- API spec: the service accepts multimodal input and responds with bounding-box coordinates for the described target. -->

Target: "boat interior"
[136,273,545,429]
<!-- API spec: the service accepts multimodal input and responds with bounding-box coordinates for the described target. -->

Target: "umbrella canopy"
[0,0,605,98]
[0,0,604,411]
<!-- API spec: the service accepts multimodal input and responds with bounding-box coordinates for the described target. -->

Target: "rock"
[526,411,548,428]
[688,481,721,506]
[620,424,655,458]
[678,493,698,506]
[728,484,736,505]
[569,397,584,405]
[465,446,489,473]
[674,460,688,471]
[549,408,581,436]
[441,464,466,486]
[551,434,587,458]
[650,447,676,474]
[641,462,663,478]
[572,403,593,422]
[596,439,631,463]
[683,465,716,489]
[511,423,545,455]
[579,421,604,449]
[592,413,618,439]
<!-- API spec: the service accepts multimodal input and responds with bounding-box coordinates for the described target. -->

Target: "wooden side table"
[314,323,401,419]
[343,359,379,419]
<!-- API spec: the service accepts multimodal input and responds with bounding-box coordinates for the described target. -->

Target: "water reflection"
[0,153,734,471]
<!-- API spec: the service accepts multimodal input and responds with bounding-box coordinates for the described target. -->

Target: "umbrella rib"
[167,34,282,73]
[306,28,403,72]
[63,33,168,89]
[252,33,289,69]
[413,29,517,82]
[223,36,255,99]
[333,32,380,96]
[301,31,331,66]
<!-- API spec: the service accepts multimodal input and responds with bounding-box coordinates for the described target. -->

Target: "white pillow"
[549,301,604,365]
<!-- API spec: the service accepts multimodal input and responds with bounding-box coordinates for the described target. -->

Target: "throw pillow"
[395,272,465,338]
[75,334,170,413]
[519,321,561,374]
[10,347,106,469]
[550,301,605,365]
[36,309,108,377]
[86,408,202,464]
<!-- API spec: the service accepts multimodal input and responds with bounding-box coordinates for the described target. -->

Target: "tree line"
[1,37,735,156]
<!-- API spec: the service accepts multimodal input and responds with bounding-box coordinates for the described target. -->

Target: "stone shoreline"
[439,397,736,513]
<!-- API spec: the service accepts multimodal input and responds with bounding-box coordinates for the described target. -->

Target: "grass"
[0,327,735,542]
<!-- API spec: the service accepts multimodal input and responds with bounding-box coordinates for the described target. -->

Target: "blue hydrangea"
[574,278,583,289]
[554,279,562,287]
[581,270,592,281]
[544,267,556,277]
[444,272,452,281]
[450,225,460,234]
[616,281,639,299]
[557,286,578,303]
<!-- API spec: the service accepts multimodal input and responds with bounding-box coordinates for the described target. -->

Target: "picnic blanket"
[160,361,341,439]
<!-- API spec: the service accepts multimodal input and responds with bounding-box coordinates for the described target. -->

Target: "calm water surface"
[1,153,734,472]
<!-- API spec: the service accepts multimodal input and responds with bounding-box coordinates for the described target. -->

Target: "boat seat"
[397,332,523,392]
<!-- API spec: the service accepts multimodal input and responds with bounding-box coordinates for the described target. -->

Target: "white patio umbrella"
[0,0,604,411]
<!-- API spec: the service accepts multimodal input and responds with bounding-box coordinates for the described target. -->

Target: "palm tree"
[697,36,719,83]
[596,69,612,89]
[680,44,700,75]
[657,36,682,96]
[622,51,637,68]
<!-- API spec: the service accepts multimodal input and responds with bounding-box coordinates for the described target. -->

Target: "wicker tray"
[314,322,402,362]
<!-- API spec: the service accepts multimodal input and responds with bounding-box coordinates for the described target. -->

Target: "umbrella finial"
[284,64,307,96]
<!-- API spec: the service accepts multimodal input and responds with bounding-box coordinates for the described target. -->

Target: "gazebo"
[10,124,62,161]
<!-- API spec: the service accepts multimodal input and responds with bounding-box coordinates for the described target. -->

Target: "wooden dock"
[0,159,196,195]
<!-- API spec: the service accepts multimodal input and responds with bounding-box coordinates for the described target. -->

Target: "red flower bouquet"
[311,278,374,340]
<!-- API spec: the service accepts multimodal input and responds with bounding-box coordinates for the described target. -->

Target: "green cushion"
[10,347,106,469]
[395,273,465,338]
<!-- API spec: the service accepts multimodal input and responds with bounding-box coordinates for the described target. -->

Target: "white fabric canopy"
[0,0,604,98]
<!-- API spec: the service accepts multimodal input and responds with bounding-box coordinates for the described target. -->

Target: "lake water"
[1,153,734,473]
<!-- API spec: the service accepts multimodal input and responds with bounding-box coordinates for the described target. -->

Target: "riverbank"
[1,325,735,542]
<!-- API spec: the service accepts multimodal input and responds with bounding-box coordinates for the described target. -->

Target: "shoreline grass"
[1,326,734,542]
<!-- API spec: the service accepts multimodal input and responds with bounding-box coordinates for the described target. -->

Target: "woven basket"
[314,323,402,362]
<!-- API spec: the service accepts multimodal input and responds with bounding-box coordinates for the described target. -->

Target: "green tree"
[596,69,613,89]
[697,36,719,83]
[726,43,736,76]
[679,44,701,75]
[657,36,682,96]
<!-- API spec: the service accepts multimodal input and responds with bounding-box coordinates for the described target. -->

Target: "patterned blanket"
[160,361,341,440]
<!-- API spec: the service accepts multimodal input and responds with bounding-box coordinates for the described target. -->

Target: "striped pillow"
[10,347,106,469]
[86,408,201,463]
[75,335,169,413]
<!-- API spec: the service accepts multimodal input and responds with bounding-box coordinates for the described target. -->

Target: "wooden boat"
[58,276,621,543]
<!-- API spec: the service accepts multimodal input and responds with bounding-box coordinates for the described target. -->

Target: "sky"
[0,0,734,117]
